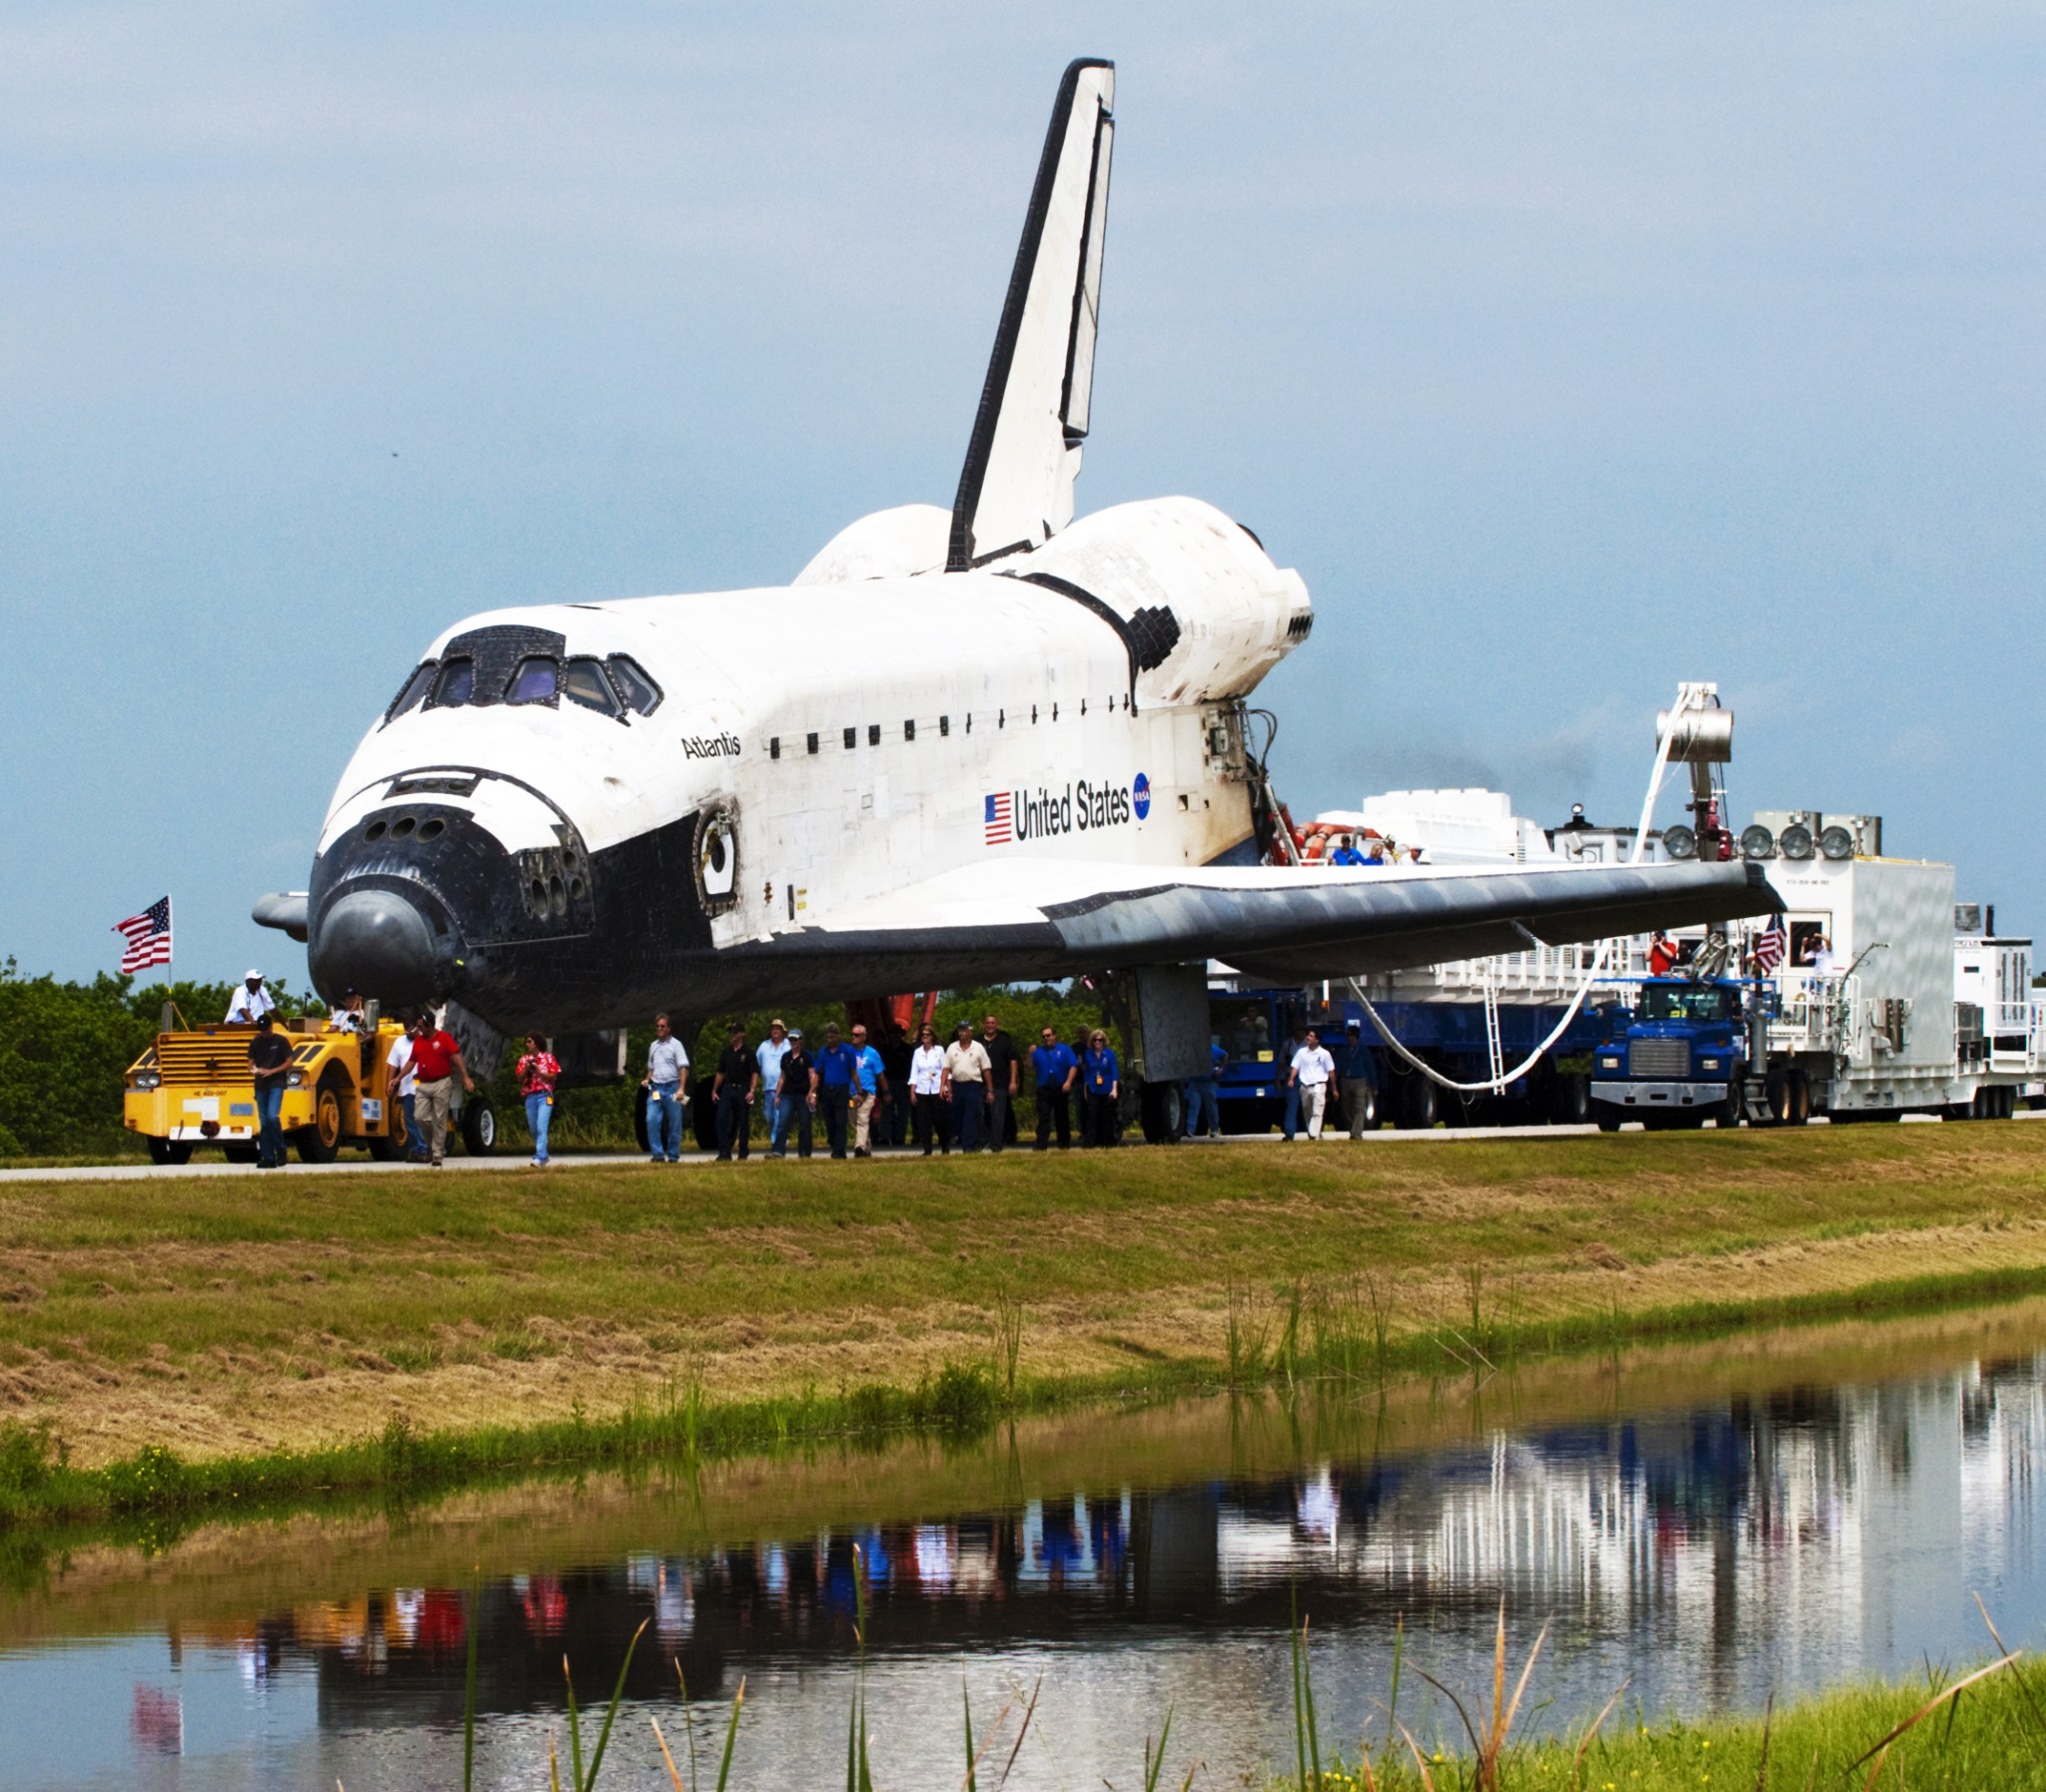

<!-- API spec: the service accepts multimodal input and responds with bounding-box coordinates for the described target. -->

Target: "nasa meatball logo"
[1133,773,1151,820]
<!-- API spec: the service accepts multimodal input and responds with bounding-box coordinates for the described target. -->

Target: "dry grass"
[1,1124,2043,1464]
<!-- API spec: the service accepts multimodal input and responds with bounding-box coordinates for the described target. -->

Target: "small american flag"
[113,896,173,975]
[984,792,1013,846]
[1751,916,1786,974]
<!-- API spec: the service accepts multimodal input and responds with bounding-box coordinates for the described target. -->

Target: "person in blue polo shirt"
[1030,1024,1079,1151]
[814,1021,858,1160]
[1081,1028,1121,1149]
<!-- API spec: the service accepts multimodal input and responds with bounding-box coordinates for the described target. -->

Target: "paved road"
[4,1110,2030,1184]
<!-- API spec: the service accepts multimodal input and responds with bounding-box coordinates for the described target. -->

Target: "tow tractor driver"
[225,970,277,1025]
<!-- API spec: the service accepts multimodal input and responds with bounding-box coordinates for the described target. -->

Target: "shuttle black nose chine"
[313,888,442,1008]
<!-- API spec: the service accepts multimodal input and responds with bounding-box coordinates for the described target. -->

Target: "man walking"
[978,1013,1020,1153]
[386,1015,425,1162]
[776,1027,817,1158]
[1340,1018,1379,1138]
[1030,1024,1078,1151]
[756,1019,793,1156]
[409,1013,475,1168]
[814,1022,857,1159]
[1184,1038,1226,1140]
[848,1022,887,1157]
[641,1013,690,1163]
[712,1024,756,1161]
[248,1012,292,1169]
[941,1020,992,1153]
[1287,1027,1337,1141]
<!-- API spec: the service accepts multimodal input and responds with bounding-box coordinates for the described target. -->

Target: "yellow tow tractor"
[123,1007,418,1165]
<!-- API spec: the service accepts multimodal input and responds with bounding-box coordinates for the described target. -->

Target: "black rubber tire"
[146,1136,193,1166]
[1138,1081,1183,1145]
[367,1128,401,1162]
[1552,1074,1591,1127]
[1716,1072,1745,1130]
[1397,1073,1439,1131]
[690,1084,718,1153]
[222,1144,259,1164]
[296,1068,348,1163]
[633,1093,652,1154]
[461,1095,497,1156]
[1595,1112,1623,1134]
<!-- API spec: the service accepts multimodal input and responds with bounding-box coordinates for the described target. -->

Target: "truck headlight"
[128,1071,161,1091]
[286,1070,307,1089]
[1598,1055,1621,1071]
[1699,1057,1720,1071]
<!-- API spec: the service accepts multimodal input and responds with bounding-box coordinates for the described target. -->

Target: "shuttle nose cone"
[312,889,443,1008]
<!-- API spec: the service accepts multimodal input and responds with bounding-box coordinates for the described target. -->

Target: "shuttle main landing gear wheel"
[1138,1081,1183,1145]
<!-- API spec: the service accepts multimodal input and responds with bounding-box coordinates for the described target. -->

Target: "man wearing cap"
[712,1024,756,1162]
[1340,1018,1380,1138]
[941,1020,993,1153]
[814,1022,857,1159]
[773,1028,817,1158]
[225,970,277,1026]
[328,989,366,1033]
[756,1019,793,1155]
[409,1014,475,1167]
[248,1013,293,1169]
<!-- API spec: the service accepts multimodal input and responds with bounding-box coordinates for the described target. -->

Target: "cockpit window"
[563,657,621,716]
[506,656,558,705]
[606,655,662,716]
[430,657,476,707]
[387,661,437,722]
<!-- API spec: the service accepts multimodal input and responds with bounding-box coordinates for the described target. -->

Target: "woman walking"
[516,1033,562,1167]
[908,1023,948,1155]
[1082,1029,1122,1149]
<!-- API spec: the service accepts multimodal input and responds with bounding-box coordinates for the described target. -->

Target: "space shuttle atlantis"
[264,59,1775,1046]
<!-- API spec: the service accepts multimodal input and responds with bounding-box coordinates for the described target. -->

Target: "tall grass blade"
[996,1675,1041,1790]
[1750,1690,1771,1792]
[562,1656,586,1792]
[1973,1591,2046,1742]
[548,1730,562,1792]
[651,1717,685,1792]
[963,1680,978,1792]
[1301,1620,1324,1789]
[1845,1651,2018,1792]
[1568,1678,1628,1792]
[579,1617,647,1791]
[1385,1614,1405,1756]
[1142,1705,1175,1792]
[712,1678,745,1792]
[1291,1591,1309,1791]
[1394,1720,1437,1792]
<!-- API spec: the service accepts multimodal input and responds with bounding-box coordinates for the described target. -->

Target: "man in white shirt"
[756,1019,793,1155]
[641,1013,692,1163]
[941,1021,993,1153]
[225,970,277,1025]
[386,1016,427,1162]
[1286,1028,1338,1141]
[328,988,365,1033]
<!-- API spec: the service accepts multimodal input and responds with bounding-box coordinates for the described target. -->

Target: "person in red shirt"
[1647,934,1681,976]
[408,1018,474,1168]
[515,1033,562,1168]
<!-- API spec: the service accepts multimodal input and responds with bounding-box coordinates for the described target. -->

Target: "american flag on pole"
[113,896,173,975]
[1751,915,1786,974]
[983,791,1013,846]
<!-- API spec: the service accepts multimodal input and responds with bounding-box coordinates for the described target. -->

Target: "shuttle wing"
[948,58,1116,569]
[745,857,1780,991]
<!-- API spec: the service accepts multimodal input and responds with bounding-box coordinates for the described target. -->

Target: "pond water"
[6,1300,2046,1790]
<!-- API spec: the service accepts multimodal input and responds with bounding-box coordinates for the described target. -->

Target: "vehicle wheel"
[222,1144,259,1164]
[367,1128,401,1162]
[1217,1101,1263,1136]
[690,1084,718,1153]
[1716,1073,1745,1130]
[297,1067,348,1163]
[633,1094,652,1154]
[1397,1073,1439,1130]
[1595,1112,1623,1133]
[1138,1081,1183,1145]
[461,1095,497,1156]
[1553,1074,1591,1126]
[146,1137,193,1166]
[1789,1071,1810,1125]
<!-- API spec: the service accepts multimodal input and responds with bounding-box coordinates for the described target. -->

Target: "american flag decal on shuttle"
[984,792,1013,845]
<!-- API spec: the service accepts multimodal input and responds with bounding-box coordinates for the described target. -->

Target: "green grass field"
[0,1123,2042,1491]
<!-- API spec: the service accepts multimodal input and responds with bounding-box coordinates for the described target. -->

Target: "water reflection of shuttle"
[197,1352,2044,1733]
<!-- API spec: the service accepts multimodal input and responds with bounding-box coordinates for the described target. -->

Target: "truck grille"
[1629,1039,1689,1078]
[156,1034,251,1085]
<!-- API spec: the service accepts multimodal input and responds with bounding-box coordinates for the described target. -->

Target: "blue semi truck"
[1207,984,1621,1132]
[1587,977,1762,1130]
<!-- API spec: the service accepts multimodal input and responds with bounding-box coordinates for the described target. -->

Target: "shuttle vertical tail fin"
[947,58,1115,571]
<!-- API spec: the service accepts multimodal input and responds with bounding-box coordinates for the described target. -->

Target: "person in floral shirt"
[516,1033,562,1167]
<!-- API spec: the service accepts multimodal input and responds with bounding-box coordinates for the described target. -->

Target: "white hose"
[1340,688,1695,1097]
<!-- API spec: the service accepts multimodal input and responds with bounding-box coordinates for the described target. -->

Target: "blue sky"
[4,3,2042,986]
